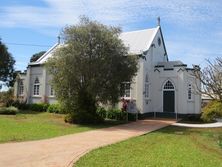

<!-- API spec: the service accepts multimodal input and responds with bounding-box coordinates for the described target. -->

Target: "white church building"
[14,21,201,117]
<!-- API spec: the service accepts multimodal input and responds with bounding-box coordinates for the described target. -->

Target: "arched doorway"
[163,80,175,113]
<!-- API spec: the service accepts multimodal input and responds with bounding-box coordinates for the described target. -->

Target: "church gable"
[148,27,168,64]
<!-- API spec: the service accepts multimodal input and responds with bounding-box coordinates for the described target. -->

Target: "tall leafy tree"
[0,39,15,89]
[47,17,138,124]
[30,51,46,62]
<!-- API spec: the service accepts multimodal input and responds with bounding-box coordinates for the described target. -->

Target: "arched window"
[163,80,174,90]
[18,80,24,96]
[188,83,192,100]
[33,77,40,95]
[145,74,149,98]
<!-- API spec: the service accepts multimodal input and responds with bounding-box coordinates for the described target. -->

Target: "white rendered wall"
[148,66,201,115]
[149,29,167,65]
[29,66,43,103]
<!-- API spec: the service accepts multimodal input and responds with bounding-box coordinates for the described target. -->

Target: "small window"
[188,84,192,100]
[158,37,161,46]
[145,84,149,98]
[33,77,40,96]
[121,82,131,98]
[145,74,149,98]
[50,86,55,96]
[18,80,24,96]
[145,74,149,83]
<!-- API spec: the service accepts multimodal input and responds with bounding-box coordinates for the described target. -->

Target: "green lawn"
[0,110,123,143]
[75,126,222,167]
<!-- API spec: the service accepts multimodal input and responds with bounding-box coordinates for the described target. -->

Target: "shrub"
[96,107,107,118]
[0,106,18,115]
[201,100,222,122]
[107,108,127,120]
[47,103,63,114]
[96,107,127,121]
[65,110,104,124]
[11,100,29,110]
[29,103,49,112]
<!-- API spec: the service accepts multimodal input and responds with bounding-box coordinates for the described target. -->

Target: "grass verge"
[75,126,222,167]
[0,110,124,143]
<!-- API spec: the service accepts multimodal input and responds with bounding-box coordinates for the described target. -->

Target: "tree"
[193,57,222,101]
[47,17,138,124]
[30,51,46,62]
[0,39,15,89]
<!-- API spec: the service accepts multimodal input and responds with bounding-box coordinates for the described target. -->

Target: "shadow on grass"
[155,125,222,135]
[73,119,127,129]
[18,110,47,115]
[147,125,222,156]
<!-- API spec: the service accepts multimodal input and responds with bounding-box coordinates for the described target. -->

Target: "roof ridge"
[121,26,159,34]
[35,43,59,63]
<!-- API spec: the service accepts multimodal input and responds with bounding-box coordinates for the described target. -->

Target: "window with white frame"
[18,80,24,95]
[188,83,192,100]
[33,77,40,96]
[121,82,131,98]
[50,86,55,96]
[145,74,149,98]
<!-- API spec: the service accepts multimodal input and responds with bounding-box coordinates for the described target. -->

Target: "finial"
[157,17,160,26]
[57,36,61,44]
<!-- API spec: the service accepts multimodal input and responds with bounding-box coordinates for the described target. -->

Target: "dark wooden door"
[163,91,175,113]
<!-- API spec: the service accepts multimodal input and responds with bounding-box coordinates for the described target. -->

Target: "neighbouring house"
[14,20,201,117]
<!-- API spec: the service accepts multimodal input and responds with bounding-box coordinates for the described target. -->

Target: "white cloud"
[166,39,222,68]
[0,0,221,29]
[1,0,221,69]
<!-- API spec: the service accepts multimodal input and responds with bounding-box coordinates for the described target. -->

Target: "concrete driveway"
[0,119,175,167]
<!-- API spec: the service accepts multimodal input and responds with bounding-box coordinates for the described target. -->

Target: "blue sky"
[1,0,222,72]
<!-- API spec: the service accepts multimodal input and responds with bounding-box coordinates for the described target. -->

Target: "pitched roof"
[29,43,60,65]
[29,26,159,65]
[119,26,159,55]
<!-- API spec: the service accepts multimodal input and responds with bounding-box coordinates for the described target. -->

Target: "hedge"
[0,106,19,115]
[47,103,64,114]
[29,103,49,112]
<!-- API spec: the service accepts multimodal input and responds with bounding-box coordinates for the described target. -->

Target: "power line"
[5,42,52,47]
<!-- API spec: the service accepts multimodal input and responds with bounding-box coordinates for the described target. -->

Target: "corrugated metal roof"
[30,26,159,65]
[119,27,159,55]
[29,43,60,65]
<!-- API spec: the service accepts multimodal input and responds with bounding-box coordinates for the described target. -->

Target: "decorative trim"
[155,65,164,68]
[177,68,185,72]
[164,68,174,71]
[154,69,160,72]
[159,27,168,61]
[185,68,195,71]
[174,64,187,67]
